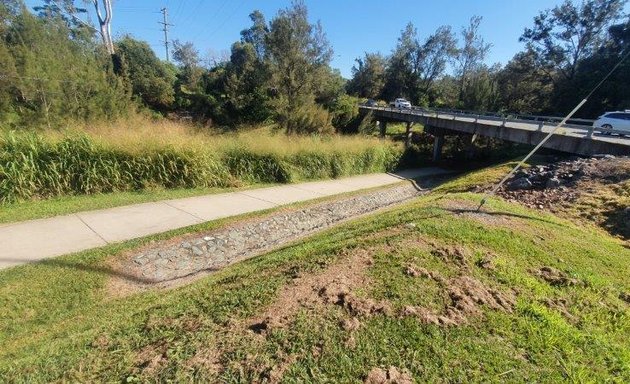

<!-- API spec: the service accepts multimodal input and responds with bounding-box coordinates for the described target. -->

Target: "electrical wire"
[476,48,630,211]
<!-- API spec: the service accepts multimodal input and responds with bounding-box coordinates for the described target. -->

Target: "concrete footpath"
[0,168,448,269]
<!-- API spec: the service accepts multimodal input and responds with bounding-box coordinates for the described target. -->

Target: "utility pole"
[159,7,173,62]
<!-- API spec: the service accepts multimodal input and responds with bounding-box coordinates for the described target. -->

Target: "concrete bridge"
[359,106,630,159]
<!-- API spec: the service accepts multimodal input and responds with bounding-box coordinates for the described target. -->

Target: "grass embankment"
[0,119,403,220]
[1,165,628,382]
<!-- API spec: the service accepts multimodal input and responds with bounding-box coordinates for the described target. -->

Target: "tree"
[495,50,553,113]
[417,26,457,104]
[33,0,92,37]
[520,0,625,82]
[116,36,175,111]
[92,0,113,54]
[559,16,630,117]
[382,22,418,102]
[265,1,333,134]
[347,52,386,99]
[172,40,203,91]
[223,41,272,124]
[381,23,457,105]
[1,7,128,127]
[456,16,491,107]
[459,63,501,111]
[240,10,268,60]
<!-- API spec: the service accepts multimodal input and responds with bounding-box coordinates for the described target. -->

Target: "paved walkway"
[0,168,448,269]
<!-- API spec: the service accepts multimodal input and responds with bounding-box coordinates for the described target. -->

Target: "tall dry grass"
[0,117,405,203]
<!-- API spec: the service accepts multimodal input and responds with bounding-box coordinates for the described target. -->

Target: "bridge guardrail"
[361,105,606,138]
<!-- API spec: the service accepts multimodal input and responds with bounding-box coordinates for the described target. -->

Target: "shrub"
[284,104,334,135]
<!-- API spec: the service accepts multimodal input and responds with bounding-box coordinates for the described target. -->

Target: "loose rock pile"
[121,183,424,283]
[497,155,627,211]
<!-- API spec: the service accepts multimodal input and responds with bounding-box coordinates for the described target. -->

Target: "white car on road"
[390,98,412,109]
[593,110,630,135]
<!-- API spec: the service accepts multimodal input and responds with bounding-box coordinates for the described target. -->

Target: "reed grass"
[0,119,403,203]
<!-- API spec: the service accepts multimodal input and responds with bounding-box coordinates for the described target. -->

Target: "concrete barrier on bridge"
[360,106,630,159]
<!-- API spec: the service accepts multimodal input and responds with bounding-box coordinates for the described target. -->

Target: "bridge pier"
[432,134,444,161]
[405,122,414,147]
[378,121,387,138]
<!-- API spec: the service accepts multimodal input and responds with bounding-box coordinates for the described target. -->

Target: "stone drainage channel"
[123,183,425,283]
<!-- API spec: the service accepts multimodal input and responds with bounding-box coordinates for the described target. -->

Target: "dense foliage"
[1,0,628,130]
[0,2,129,128]
[347,0,629,117]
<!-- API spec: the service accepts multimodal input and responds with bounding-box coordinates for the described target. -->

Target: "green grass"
[0,126,403,204]
[0,184,276,224]
[1,169,628,382]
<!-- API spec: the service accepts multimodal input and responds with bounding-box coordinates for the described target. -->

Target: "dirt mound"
[532,266,581,287]
[431,245,470,267]
[340,317,361,331]
[320,279,392,317]
[247,249,375,334]
[542,298,575,322]
[405,265,432,278]
[365,366,413,384]
[447,276,515,315]
[475,254,496,270]
[403,270,515,326]
[135,342,168,376]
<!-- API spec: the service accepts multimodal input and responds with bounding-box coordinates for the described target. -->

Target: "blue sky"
[27,1,629,78]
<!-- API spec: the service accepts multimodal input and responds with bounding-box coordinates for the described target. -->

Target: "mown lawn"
[1,170,628,382]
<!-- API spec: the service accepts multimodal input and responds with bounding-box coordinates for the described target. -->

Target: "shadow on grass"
[446,207,566,226]
[601,208,630,240]
[0,257,155,284]
[405,200,568,228]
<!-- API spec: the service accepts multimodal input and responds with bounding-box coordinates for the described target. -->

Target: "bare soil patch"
[402,244,516,326]
[532,266,581,287]
[364,366,413,384]
[185,347,222,377]
[247,248,376,334]
[402,274,516,326]
[541,298,576,322]
[134,341,169,376]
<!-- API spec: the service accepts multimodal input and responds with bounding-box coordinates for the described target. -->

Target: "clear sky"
[26,1,630,78]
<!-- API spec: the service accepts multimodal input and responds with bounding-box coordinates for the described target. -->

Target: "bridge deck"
[361,106,630,157]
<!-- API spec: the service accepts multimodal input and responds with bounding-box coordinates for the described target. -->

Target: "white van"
[593,110,630,135]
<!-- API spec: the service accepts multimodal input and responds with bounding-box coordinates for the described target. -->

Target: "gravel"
[123,183,425,283]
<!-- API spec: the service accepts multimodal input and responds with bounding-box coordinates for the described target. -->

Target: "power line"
[178,0,204,27]
[191,0,244,41]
